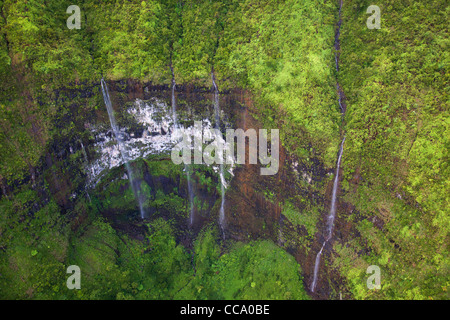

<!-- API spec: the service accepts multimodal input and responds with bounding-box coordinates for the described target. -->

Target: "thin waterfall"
[171,69,178,126]
[186,167,195,226]
[311,242,326,292]
[326,137,345,240]
[337,83,345,114]
[211,71,226,235]
[100,78,145,219]
[311,137,345,292]
[171,71,195,226]
[311,0,346,293]
[79,139,91,202]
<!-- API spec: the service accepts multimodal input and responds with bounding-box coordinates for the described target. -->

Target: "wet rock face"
[75,85,238,235]
[87,99,175,185]
[90,86,333,289]
[38,82,333,299]
[84,89,240,188]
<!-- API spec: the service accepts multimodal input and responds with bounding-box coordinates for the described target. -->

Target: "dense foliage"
[0,0,448,300]
[334,0,449,299]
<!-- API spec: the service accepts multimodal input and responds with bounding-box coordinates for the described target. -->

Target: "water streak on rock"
[101,78,145,219]
[212,71,226,237]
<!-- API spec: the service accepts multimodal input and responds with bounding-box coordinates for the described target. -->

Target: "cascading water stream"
[170,72,195,226]
[326,137,345,239]
[171,70,178,126]
[311,137,345,292]
[310,0,346,293]
[311,241,327,292]
[186,170,195,226]
[79,139,91,202]
[212,71,226,235]
[101,78,145,219]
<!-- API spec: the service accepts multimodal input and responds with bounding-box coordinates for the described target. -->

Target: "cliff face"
[0,0,448,300]
[0,80,321,299]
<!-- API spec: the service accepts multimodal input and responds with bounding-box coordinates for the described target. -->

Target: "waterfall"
[80,139,88,163]
[79,139,91,202]
[311,242,326,293]
[212,71,226,235]
[326,137,345,239]
[171,72,195,226]
[337,83,346,114]
[100,78,145,219]
[171,72,178,126]
[186,167,195,226]
[310,0,346,293]
[311,137,345,292]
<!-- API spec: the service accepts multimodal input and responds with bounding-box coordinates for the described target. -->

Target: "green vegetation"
[1,202,309,299]
[0,190,69,299]
[282,201,318,239]
[178,228,309,300]
[332,0,449,299]
[0,0,341,184]
[0,0,448,300]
